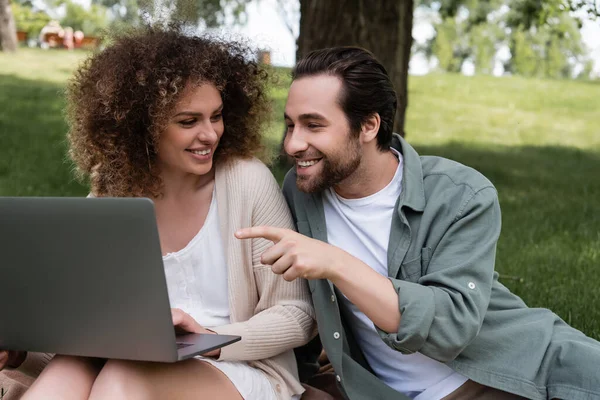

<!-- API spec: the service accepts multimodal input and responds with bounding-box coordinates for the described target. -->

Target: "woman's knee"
[90,359,243,400]
[22,355,101,400]
[43,354,102,375]
[89,359,153,400]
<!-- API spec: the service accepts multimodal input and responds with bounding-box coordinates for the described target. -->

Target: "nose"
[284,127,309,157]
[196,119,219,143]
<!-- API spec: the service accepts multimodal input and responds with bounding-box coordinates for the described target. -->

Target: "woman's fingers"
[171,308,185,325]
[171,308,204,334]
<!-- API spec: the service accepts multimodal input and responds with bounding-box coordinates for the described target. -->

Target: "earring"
[145,142,152,171]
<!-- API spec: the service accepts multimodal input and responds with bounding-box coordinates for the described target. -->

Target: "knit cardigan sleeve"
[212,159,316,361]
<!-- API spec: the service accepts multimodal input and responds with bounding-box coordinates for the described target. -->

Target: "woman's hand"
[171,308,221,358]
[0,350,27,371]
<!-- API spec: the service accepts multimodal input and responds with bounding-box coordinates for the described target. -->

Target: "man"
[236,47,600,399]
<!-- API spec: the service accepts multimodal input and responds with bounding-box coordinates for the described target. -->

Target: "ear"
[360,113,381,145]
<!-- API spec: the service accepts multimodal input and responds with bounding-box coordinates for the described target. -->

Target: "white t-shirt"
[323,149,468,399]
[162,191,230,328]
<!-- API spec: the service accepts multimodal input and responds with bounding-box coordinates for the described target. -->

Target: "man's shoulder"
[419,155,495,194]
[282,167,304,206]
[282,167,316,225]
[282,167,297,192]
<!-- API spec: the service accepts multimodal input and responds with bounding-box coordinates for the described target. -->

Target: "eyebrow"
[174,104,223,118]
[283,112,327,122]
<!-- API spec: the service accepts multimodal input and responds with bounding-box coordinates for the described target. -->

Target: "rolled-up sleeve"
[377,187,501,363]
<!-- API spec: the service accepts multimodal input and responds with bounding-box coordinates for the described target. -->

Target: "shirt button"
[333,332,340,340]
[330,294,335,302]
[468,282,476,289]
[275,384,281,392]
[336,375,341,382]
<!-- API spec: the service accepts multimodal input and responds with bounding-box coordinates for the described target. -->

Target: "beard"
[296,134,362,194]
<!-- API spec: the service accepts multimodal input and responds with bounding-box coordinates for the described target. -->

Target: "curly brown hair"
[66,26,272,198]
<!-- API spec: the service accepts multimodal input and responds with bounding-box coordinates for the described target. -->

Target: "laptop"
[0,197,240,362]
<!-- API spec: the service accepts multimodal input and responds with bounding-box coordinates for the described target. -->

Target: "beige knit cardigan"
[0,157,316,400]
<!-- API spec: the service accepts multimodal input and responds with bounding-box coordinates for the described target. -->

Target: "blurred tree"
[59,0,108,36]
[470,24,500,74]
[11,2,50,37]
[421,0,505,75]
[432,17,470,72]
[511,27,538,76]
[295,0,414,137]
[504,1,587,77]
[545,36,566,78]
[91,0,250,28]
[0,0,18,52]
[577,58,594,79]
[421,0,593,78]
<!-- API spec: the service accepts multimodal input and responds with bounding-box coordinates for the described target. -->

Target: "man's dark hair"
[292,47,397,150]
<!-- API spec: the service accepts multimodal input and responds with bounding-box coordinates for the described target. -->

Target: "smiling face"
[157,83,224,178]
[284,74,362,193]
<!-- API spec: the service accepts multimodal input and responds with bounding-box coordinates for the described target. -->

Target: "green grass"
[1,49,599,339]
[0,49,90,197]
[406,73,600,149]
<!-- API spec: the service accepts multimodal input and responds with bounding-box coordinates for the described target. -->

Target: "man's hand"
[171,308,220,358]
[236,226,402,333]
[0,350,27,371]
[235,226,351,282]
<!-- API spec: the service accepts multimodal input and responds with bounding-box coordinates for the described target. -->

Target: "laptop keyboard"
[177,342,193,350]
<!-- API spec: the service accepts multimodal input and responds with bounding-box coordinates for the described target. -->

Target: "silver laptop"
[0,197,240,362]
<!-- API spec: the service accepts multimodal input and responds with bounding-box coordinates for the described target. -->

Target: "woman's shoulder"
[219,157,277,185]
[216,157,286,215]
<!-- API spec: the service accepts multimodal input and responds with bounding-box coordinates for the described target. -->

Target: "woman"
[0,26,315,400]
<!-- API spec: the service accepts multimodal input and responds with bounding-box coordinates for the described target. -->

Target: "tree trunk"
[0,0,18,53]
[296,0,414,137]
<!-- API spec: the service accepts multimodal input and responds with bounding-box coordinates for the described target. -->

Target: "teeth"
[298,160,318,167]
[190,149,211,156]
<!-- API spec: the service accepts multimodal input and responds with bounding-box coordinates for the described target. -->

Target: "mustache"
[291,151,324,159]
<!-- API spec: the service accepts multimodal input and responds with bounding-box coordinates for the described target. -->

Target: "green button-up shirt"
[283,135,600,400]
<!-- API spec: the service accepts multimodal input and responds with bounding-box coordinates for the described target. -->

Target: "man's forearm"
[329,253,401,333]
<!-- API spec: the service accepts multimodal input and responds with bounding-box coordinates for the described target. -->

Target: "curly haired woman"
[1,26,315,400]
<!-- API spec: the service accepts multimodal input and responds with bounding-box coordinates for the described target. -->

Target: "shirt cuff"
[376,279,436,354]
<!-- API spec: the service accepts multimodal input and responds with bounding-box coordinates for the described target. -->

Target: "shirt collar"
[390,133,426,212]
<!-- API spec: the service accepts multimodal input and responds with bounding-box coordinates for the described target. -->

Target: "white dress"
[162,192,278,400]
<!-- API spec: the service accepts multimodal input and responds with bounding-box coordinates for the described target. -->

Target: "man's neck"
[333,149,399,199]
